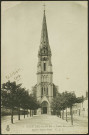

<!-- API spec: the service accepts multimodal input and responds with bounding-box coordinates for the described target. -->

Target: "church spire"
[40,5,49,47]
[38,6,51,56]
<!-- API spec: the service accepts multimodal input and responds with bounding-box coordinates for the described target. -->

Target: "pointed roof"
[41,95,50,104]
[40,10,49,46]
[38,9,51,56]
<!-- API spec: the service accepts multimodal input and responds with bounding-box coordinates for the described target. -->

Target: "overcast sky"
[1,1,88,97]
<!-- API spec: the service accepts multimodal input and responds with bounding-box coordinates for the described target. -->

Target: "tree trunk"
[32,110,33,116]
[62,110,63,119]
[70,106,73,125]
[70,107,71,115]
[34,110,35,115]
[62,111,63,119]
[66,108,67,122]
[31,110,32,116]
[27,109,28,117]
[11,108,13,124]
[30,110,31,117]
[61,111,62,118]
[62,110,64,120]
[24,109,25,118]
[57,110,59,117]
[18,107,20,120]
[60,111,61,118]
[54,110,56,115]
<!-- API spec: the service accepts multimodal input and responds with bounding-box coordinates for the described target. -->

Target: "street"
[1,114,88,134]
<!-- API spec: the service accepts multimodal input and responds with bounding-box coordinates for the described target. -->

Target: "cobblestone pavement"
[1,114,88,134]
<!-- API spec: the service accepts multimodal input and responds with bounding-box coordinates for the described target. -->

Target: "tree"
[61,91,72,122]
[1,80,41,123]
[51,93,63,116]
[76,95,85,116]
[64,92,77,125]
[15,87,25,120]
[63,92,84,125]
[1,81,22,123]
[60,92,68,120]
[29,94,41,116]
[20,89,30,118]
[51,91,84,125]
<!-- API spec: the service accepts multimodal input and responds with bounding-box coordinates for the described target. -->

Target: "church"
[32,8,58,115]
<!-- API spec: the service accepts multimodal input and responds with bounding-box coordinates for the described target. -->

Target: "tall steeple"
[38,8,51,56]
[40,9,49,47]
[35,6,58,115]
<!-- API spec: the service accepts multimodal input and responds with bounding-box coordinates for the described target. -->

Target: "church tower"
[32,7,58,115]
[36,9,54,114]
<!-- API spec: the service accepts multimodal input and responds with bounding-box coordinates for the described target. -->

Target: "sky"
[1,1,88,97]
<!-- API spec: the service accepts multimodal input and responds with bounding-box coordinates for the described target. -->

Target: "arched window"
[41,87,43,95]
[47,87,48,95]
[44,87,45,93]
[44,63,46,71]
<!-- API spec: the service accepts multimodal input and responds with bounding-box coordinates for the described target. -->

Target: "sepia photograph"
[1,1,88,134]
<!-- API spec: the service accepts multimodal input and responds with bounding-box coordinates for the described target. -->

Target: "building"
[74,91,88,117]
[32,9,58,115]
[65,91,88,117]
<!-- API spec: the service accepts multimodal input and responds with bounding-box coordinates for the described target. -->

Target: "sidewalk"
[1,114,88,134]
[63,115,88,127]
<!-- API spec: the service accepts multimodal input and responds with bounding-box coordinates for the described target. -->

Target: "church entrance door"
[43,107,47,114]
[41,101,48,114]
